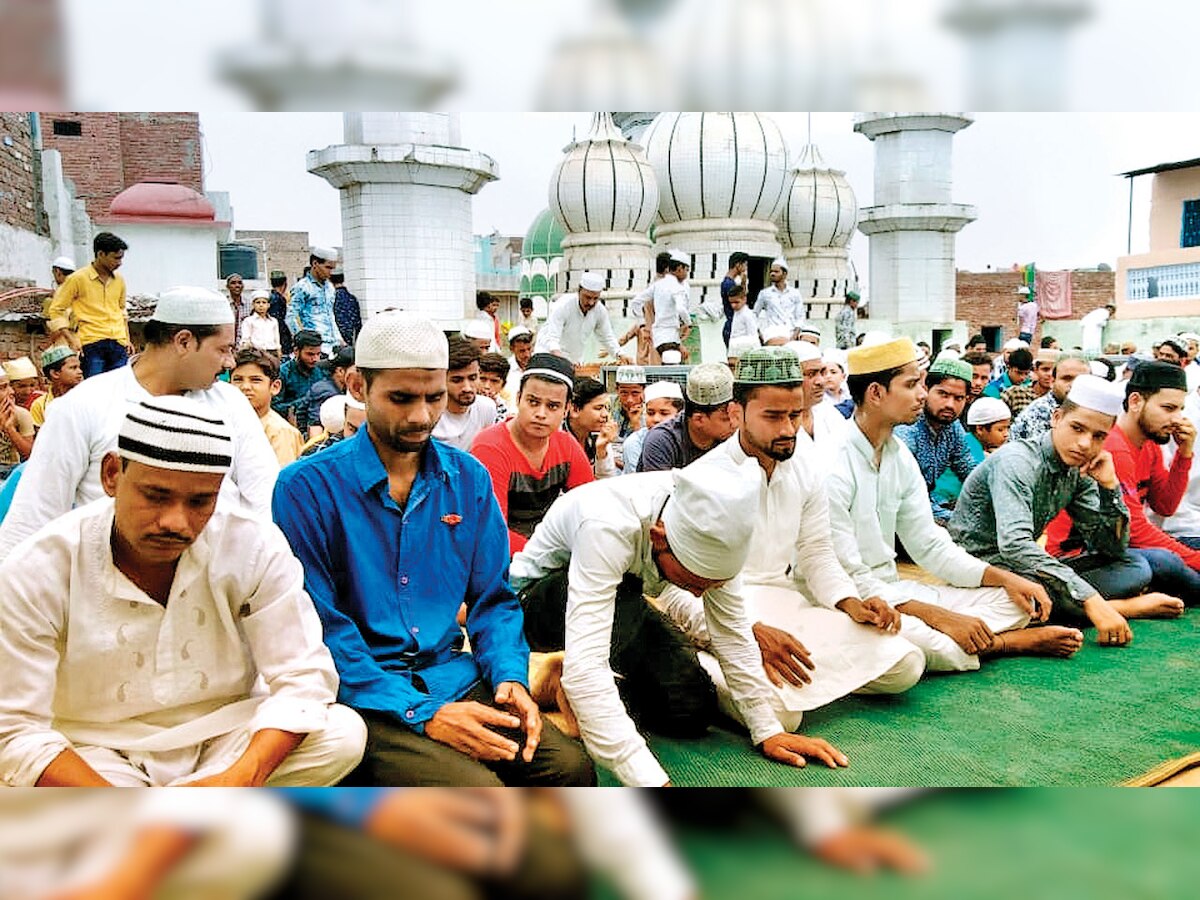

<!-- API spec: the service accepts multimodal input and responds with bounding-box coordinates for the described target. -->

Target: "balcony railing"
[1126,262,1200,301]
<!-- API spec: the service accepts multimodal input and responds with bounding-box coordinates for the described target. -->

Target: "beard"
[749,434,796,461]
[1138,410,1174,445]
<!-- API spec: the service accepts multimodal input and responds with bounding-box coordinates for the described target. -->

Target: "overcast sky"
[198,112,1200,284]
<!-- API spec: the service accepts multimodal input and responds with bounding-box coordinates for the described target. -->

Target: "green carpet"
[610,789,1200,900]
[599,610,1200,786]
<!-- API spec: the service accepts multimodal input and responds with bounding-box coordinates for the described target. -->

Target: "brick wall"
[0,114,43,234]
[955,270,1115,345]
[235,229,312,285]
[40,112,202,221]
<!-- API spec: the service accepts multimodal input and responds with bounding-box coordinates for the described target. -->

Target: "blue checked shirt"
[272,429,529,731]
[288,275,343,355]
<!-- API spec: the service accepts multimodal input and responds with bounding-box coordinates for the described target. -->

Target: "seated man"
[273,312,593,787]
[0,396,365,787]
[932,396,1012,511]
[1046,361,1200,602]
[622,381,685,475]
[1003,347,1058,419]
[471,353,593,555]
[658,348,926,732]
[786,341,848,471]
[1009,352,1092,442]
[512,452,849,787]
[432,336,498,451]
[950,374,1184,647]
[637,363,735,471]
[895,357,977,524]
[827,338,1082,673]
[983,347,1033,399]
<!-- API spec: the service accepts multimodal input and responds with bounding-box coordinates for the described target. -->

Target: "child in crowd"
[230,348,303,466]
[239,290,283,355]
[477,351,513,421]
[621,380,685,475]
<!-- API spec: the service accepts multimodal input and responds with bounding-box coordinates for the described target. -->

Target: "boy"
[477,351,514,420]
[29,346,83,429]
[231,348,304,466]
[239,290,282,354]
[726,283,760,351]
[622,381,685,475]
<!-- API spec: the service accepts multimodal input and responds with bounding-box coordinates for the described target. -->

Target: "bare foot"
[529,652,580,738]
[989,626,1084,658]
[1111,592,1185,620]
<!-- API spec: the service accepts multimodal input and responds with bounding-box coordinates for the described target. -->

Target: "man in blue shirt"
[288,246,344,356]
[273,311,593,787]
[896,357,979,524]
[273,329,325,432]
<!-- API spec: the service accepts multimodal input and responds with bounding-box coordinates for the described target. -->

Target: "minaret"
[307,114,498,327]
[854,113,976,325]
[943,0,1092,110]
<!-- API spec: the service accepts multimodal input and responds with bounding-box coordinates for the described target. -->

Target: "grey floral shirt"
[948,432,1129,605]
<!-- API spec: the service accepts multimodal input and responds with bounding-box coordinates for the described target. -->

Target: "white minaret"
[943,0,1092,110]
[854,113,977,325]
[307,114,498,328]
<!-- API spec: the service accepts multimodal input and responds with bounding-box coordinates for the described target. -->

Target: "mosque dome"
[108,182,216,221]
[641,112,790,225]
[777,144,859,250]
[548,113,659,236]
[524,208,565,260]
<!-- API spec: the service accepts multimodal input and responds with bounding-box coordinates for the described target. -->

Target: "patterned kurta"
[894,417,978,523]
[1009,392,1060,442]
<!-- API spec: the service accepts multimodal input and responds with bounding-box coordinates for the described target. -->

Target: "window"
[1182,198,1200,248]
[982,326,1003,352]
[51,120,82,137]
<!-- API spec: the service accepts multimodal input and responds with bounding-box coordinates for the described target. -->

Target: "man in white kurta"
[533,271,630,365]
[510,454,848,786]
[826,338,1084,673]
[0,286,279,564]
[658,348,924,732]
[650,254,693,353]
[0,396,365,787]
[756,259,803,338]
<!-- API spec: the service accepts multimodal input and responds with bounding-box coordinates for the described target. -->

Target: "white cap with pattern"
[118,396,232,474]
[151,286,235,326]
[357,311,448,369]
[685,363,734,406]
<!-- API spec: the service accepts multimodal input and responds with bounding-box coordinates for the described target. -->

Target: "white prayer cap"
[507,325,533,343]
[823,348,848,371]
[319,395,347,433]
[668,250,690,267]
[661,349,683,364]
[935,349,961,363]
[579,271,606,292]
[344,390,366,411]
[310,245,338,261]
[645,380,684,402]
[770,257,789,271]
[943,339,963,351]
[615,364,646,384]
[783,340,822,364]
[151,286,235,326]
[118,396,232,474]
[2,356,37,381]
[663,455,761,580]
[966,397,1012,426]
[1003,338,1029,351]
[357,311,448,369]
[686,363,734,406]
[761,325,791,344]
[799,324,822,338]
[51,255,76,272]
[859,330,893,348]
[1089,360,1111,379]
[461,319,493,341]
[1066,374,1123,417]
[250,289,270,301]
[1178,331,1200,344]
[727,335,760,359]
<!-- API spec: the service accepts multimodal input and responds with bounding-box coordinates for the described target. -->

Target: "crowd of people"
[2,232,1200,799]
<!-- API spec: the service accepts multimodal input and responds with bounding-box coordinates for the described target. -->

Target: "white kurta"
[728,307,760,345]
[650,274,691,348]
[793,400,850,477]
[826,422,1028,671]
[0,499,344,787]
[432,395,498,450]
[0,366,279,563]
[534,293,621,363]
[658,436,922,723]
[510,473,782,787]
[755,285,803,333]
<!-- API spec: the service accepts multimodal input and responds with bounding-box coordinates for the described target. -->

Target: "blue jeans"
[1131,547,1200,604]
[81,339,128,378]
[1058,550,1152,618]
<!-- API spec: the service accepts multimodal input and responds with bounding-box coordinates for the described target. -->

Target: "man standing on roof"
[534,272,631,366]
[46,232,132,378]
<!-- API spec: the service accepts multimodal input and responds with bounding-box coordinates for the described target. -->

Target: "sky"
[198,112,1200,288]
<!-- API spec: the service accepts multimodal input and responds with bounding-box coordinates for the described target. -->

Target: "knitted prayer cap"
[845,290,861,301]
[118,396,232,474]
[52,255,76,272]
[461,319,493,341]
[1035,348,1062,364]
[735,346,802,385]
[310,245,338,261]
[966,397,1012,426]
[686,363,734,405]
[798,324,822,338]
[847,337,918,376]
[151,286,234,326]
[928,357,973,384]
[663,455,761,581]
[40,345,77,369]
[770,257,788,271]
[356,311,448,369]
[507,326,533,343]
[668,250,690,266]
[2,356,38,381]
[615,365,646,385]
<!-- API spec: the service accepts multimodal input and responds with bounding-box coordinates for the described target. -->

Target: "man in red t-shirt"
[1047,360,1200,603]
[471,353,593,555]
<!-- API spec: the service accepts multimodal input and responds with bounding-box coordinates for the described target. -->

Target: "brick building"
[955,269,1115,349]
[0,113,45,238]
[39,113,203,221]
[233,229,313,286]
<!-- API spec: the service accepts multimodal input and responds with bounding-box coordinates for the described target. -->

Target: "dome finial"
[588,112,627,143]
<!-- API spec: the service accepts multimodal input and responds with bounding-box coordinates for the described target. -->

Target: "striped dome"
[642,112,790,224]
[778,144,859,250]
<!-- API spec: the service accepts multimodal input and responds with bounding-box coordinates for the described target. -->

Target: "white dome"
[548,113,659,235]
[642,112,790,225]
[778,144,859,250]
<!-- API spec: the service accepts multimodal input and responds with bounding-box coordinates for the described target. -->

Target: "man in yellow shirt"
[29,345,84,429]
[46,232,131,379]
[230,348,304,466]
